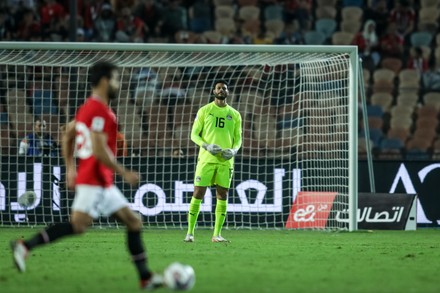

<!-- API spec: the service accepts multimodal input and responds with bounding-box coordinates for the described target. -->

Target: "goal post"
[0,42,358,231]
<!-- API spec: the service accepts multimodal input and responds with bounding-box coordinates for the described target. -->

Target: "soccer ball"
[18,191,36,207]
[163,262,195,291]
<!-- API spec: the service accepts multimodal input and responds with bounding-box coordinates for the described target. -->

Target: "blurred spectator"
[132,67,159,104]
[172,148,184,158]
[111,0,137,12]
[16,8,40,41]
[188,0,212,33]
[283,0,312,32]
[0,8,14,41]
[80,0,108,39]
[6,0,36,10]
[274,21,303,45]
[380,22,404,59]
[407,47,429,76]
[156,0,187,41]
[19,117,58,157]
[40,0,66,40]
[49,13,69,41]
[76,27,86,41]
[364,0,389,37]
[352,20,381,71]
[389,0,415,40]
[423,60,440,92]
[229,32,251,44]
[93,3,116,42]
[115,6,146,42]
[133,0,162,40]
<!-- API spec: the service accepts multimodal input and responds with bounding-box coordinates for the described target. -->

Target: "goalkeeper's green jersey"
[191,101,242,167]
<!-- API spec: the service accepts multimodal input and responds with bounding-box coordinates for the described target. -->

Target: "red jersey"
[74,97,117,187]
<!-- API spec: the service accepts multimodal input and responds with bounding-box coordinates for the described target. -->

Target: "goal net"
[0,43,358,231]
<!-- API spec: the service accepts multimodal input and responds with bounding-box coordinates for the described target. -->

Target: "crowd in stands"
[1,0,440,160]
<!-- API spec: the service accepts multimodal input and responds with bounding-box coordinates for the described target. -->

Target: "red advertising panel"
[285,191,337,229]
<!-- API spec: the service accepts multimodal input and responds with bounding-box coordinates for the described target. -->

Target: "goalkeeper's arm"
[190,110,222,155]
[221,113,242,160]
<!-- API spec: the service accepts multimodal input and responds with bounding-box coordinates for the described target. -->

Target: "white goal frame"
[0,42,358,231]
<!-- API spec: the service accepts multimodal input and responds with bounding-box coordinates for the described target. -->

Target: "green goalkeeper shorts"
[194,161,233,188]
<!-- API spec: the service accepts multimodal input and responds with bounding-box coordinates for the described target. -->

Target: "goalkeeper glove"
[202,143,222,155]
[221,148,237,160]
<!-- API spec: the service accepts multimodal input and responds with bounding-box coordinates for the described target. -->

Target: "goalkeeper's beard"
[214,93,227,101]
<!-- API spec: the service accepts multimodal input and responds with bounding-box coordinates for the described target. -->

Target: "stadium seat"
[390,116,412,131]
[409,46,432,60]
[202,31,222,43]
[145,104,171,150]
[304,31,326,45]
[0,126,13,156]
[423,92,440,110]
[413,128,437,142]
[373,68,395,83]
[315,19,337,41]
[8,111,34,139]
[372,80,394,94]
[331,32,354,45]
[367,105,384,118]
[6,89,27,106]
[399,69,420,92]
[265,20,285,39]
[215,5,235,19]
[417,105,438,118]
[215,18,236,37]
[390,105,414,119]
[410,32,433,47]
[420,0,438,8]
[340,20,362,34]
[387,127,409,142]
[406,137,432,160]
[315,6,337,19]
[396,93,418,108]
[380,137,404,151]
[418,8,440,23]
[263,4,284,21]
[341,7,363,21]
[381,58,403,74]
[368,116,384,129]
[371,92,393,112]
[172,104,196,126]
[238,6,260,21]
[254,114,277,141]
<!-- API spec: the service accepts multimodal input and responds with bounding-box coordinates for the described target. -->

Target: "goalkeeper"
[184,80,242,243]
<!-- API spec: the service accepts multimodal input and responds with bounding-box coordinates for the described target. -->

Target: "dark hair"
[89,61,118,87]
[212,79,229,89]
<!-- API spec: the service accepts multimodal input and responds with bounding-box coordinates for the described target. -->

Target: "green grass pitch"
[1,228,440,293]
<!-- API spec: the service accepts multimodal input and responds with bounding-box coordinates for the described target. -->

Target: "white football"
[163,262,195,291]
[18,191,36,207]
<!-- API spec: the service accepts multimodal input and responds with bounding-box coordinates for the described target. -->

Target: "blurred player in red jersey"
[10,61,163,290]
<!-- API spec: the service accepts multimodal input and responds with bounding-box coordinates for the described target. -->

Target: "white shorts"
[72,185,128,219]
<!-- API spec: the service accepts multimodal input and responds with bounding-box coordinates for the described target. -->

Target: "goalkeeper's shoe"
[211,235,230,243]
[141,273,164,291]
[11,240,28,272]
[183,234,194,242]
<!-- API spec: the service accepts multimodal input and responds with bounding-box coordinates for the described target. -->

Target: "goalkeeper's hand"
[221,148,237,160]
[202,143,222,155]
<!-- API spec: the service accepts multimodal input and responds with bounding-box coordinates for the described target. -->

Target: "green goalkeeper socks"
[187,197,202,235]
[213,199,227,237]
